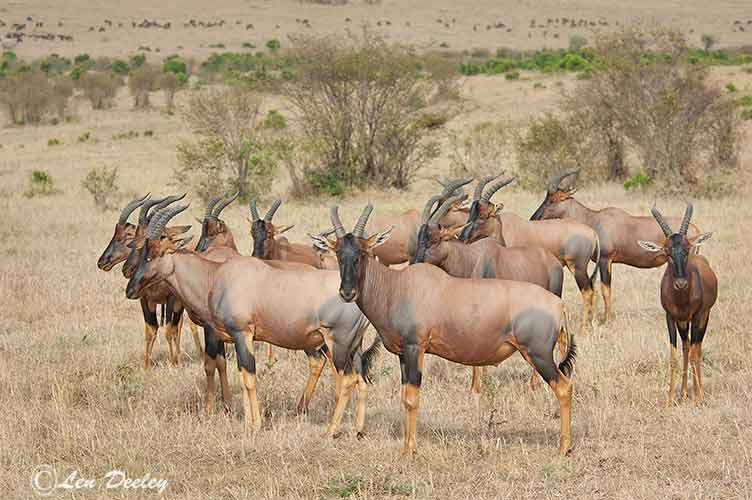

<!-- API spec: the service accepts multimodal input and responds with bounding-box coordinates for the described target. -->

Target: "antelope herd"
[97,170,718,456]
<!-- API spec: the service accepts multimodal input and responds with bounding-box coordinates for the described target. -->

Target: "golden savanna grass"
[3,4,752,497]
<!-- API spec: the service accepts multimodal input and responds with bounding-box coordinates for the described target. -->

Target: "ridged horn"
[421,195,444,224]
[650,203,674,237]
[264,198,282,221]
[473,173,502,201]
[329,206,346,239]
[204,197,221,220]
[147,193,186,223]
[679,202,693,236]
[481,176,516,202]
[212,192,238,218]
[249,197,260,221]
[430,194,465,225]
[548,168,580,192]
[353,204,373,238]
[118,193,150,223]
[138,195,167,226]
[147,204,189,240]
[438,176,474,199]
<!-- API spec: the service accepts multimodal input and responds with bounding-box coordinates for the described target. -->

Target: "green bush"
[559,53,590,71]
[737,95,752,106]
[304,169,345,197]
[266,39,281,51]
[78,132,95,143]
[505,70,520,80]
[25,170,56,197]
[82,166,119,210]
[74,53,91,65]
[163,55,187,76]
[726,82,737,92]
[623,171,653,190]
[111,59,129,75]
[242,42,256,49]
[47,138,63,146]
[129,53,146,69]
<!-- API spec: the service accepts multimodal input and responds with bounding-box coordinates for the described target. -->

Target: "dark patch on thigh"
[506,308,558,382]
[562,234,592,264]
[548,266,564,297]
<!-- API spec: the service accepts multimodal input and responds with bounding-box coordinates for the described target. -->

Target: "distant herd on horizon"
[97,169,717,456]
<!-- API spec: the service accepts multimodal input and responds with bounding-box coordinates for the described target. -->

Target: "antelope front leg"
[203,327,230,414]
[666,315,679,407]
[297,348,327,414]
[231,328,261,430]
[690,343,704,405]
[141,299,159,369]
[400,345,424,457]
[678,324,690,400]
[324,370,359,438]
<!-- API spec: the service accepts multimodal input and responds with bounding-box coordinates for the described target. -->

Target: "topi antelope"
[194,193,239,253]
[410,194,565,402]
[312,204,576,456]
[459,176,600,335]
[531,168,699,322]
[126,204,379,434]
[98,193,199,367]
[638,203,716,406]
[249,197,336,269]
[364,177,473,266]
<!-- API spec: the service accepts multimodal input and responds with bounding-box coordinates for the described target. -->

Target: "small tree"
[284,29,437,192]
[448,121,508,178]
[0,70,55,124]
[79,72,121,110]
[50,76,74,120]
[128,64,159,109]
[159,72,185,113]
[175,87,277,201]
[82,166,120,210]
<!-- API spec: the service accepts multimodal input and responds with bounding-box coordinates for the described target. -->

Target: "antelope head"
[310,205,391,302]
[122,193,189,278]
[457,173,516,242]
[125,203,192,299]
[431,175,475,228]
[248,197,293,258]
[638,203,712,291]
[410,194,467,265]
[97,193,149,271]
[530,168,580,221]
[195,192,238,252]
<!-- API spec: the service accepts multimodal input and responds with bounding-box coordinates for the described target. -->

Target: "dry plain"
[2,1,752,499]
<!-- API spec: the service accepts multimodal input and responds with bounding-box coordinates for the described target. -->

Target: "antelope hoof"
[400,447,417,458]
[295,402,309,415]
[356,432,365,440]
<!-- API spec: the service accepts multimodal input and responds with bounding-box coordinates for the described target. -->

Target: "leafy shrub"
[47,138,63,146]
[79,72,121,110]
[25,170,56,197]
[737,95,752,106]
[74,53,91,65]
[741,108,752,120]
[163,55,187,76]
[305,169,345,197]
[111,59,129,75]
[158,71,185,113]
[623,171,653,190]
[0,70,55,125]
[266,39,281,51]
[726,82,737,92]
[128,64,160,108]
[143,129,154,137]
[129,53,146,69]
[113,130,139,140]
[283,29,438,193]
[78,132,95,143]
[175,87,278,201]
[82,166,119,210]
[208,43,226,49]
[242,42,256,49]
[505,70,520,80]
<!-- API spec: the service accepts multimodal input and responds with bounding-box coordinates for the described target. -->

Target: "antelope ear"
[276,224,294,235]
[491,203,504,217]
[638,240,664,253]
[308,233,336,253]
[367,226,393,250]
[458,199,472,210]
[449,222,471,240]
[690,232,712,248]
[165,225,191,237]
[166,236,193,254]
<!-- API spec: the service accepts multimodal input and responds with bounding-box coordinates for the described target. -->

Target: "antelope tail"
[361,335,382,385]
[557,309,577,378]
[589,233,601,287]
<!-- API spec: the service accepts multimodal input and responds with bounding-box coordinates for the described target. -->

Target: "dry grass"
[2,59,752,500]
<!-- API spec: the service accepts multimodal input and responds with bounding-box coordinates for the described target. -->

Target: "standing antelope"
[126,204,378,435]
[410,194,565,402]
[638,203,716,406]
[312,205,576,456]
[97,194,198,367]
[530,169,700,322]
[458,177,600,335]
